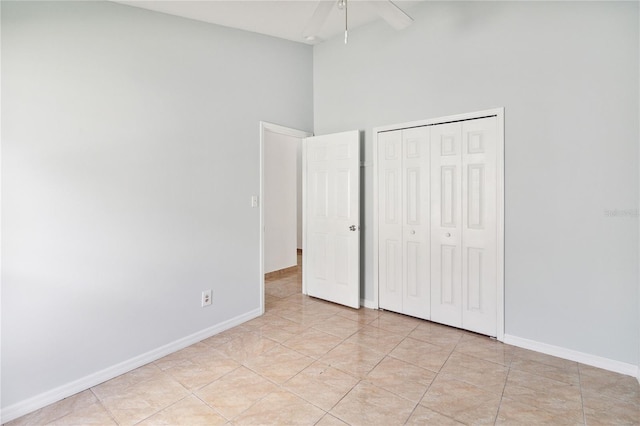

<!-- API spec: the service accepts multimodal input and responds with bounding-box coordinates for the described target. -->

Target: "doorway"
[259,122,312,314]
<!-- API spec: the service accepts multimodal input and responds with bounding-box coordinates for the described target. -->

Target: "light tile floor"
[7,265,640,425]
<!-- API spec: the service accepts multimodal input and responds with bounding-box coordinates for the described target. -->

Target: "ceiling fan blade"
[302,1,335,40]
[375,0,413,31]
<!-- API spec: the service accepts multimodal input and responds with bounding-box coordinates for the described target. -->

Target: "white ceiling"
[114,0,424,45]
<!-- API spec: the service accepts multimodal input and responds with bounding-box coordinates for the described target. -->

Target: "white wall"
[264,130,299,273]
[314,1,639,366]
[1,0,312,412]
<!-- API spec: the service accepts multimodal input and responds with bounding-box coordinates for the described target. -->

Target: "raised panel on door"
[430,122,463,328]
[401,127,430,320]
[308,146,333,287]
[461,117,498,336]
[304,130,360,309]
[378,130,403,312]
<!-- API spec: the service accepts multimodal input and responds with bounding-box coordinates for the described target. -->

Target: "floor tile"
[136,396,226,425]
[243,344,314,384]
[510,356,580,386]
[496,397,563,425]
[364,356,435,402]
[511,346,578,370]
[405,405,464,425]
[319,342,386,378]
[314,414,349,426]
[200,329,241,348]
[408,321,464,349]
[344,325,404,354]
[420,375,501,424]
[45,402,115,426]
[163,355,240,390]
[213,331,278,364]
[95,373,190,426]
[91,364,164,401]
[232,390,325,425]
[330,382,416,426]
[367,312,421,336]
[283,362,359,411]
[194,366,278,420]
[277,309,335,327]
[154,343,212,371]
[282,328,343,358]
[440,352,509,394]
[453,334,514,366]
[334,306,381,325]
[312,315,363,339]
[579,363,640,404]
[582,389,640,425]
[502,369,583,422]
[255,316,308,343]
[265,279,301,298]
[389,337,452,372]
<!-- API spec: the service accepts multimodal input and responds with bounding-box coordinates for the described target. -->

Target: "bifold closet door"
[401,127,430,319]
[430,117,498,336]
[430,123,463,328]
[378,130,403,313]
[378,127,430,320]
[461,117,497,336]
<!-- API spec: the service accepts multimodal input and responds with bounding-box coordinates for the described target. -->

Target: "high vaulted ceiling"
[113,0,424,45]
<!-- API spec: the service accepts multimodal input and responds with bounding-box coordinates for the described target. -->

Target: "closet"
[376,113,501,337]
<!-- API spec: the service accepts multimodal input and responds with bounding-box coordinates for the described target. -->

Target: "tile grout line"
[577,364,587,426]
[494,365,511,425]
[403,337,462,424]
[88,388,119,426]
[407,333,461,424]
[191,392,229,423]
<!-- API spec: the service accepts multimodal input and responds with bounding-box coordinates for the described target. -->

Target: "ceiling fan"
[302,0,413,44]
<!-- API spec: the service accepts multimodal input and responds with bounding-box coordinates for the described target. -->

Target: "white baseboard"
[503,334,639,378]
[360,298,377,310]
[1,308,262,424]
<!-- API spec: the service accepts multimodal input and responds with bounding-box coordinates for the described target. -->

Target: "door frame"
[259,122,312,314]
[372,108,505,341]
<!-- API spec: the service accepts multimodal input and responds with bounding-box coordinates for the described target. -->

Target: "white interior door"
[430,122,463,328]
[430,117,498,335]
[303,130,360,309]
[378,128,430,319]
[378,130,403,312]
[401,127,430,319]
[461,117,498,336]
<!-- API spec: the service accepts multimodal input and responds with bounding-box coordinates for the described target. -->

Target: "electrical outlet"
[201,290,212,307]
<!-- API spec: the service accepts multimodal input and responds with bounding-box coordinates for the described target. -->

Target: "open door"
[303,130,360,309]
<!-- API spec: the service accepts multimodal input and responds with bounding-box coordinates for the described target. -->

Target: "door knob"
[445,232,451,237]
[349,225,357,231]
[410,230,416,235]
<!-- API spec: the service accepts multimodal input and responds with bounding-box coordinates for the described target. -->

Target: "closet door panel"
[461,117,498,336]
[402,127,430,320]
[430,123,463,328]
[378,130,403,312]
